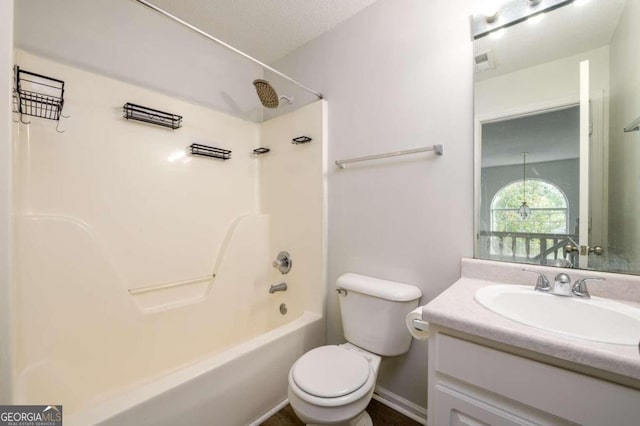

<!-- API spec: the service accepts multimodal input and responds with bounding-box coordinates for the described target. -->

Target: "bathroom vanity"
[423,259,640,426]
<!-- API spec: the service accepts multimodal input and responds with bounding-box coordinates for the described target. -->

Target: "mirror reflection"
[474,0,640,274]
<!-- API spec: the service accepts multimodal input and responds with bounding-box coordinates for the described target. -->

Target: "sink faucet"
[522,269,605,298]
[551,272,572,296]
[269,282,288,294]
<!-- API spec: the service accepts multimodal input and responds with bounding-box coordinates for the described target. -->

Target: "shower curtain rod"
[133,0,324,100]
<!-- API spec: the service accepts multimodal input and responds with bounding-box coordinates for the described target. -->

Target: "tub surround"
[423,258,640,383]
[12,49,327,422]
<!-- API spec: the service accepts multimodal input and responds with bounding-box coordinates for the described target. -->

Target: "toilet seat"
[293,345,370,398]
[289,345,376,408]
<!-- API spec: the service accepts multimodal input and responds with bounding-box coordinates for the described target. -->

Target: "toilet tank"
[337,273,422,356]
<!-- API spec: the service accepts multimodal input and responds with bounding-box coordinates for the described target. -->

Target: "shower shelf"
[123,103,182,129]
[624,116,640,133]
[188,143,232,160]
[292,136,312,144]
[253,147,271,155]
[14,66,65,121]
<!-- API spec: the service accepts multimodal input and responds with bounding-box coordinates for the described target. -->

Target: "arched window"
[491,179,569,234]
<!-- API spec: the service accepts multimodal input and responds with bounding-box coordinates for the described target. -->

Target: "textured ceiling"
[474,0,627,81]
[148,0,380,64]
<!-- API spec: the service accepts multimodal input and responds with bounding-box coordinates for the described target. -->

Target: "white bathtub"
[64,312,323,426]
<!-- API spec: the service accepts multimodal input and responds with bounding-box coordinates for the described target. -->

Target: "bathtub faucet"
[269,282,288,294]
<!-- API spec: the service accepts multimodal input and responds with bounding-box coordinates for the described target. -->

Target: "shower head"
[252,79,293,109]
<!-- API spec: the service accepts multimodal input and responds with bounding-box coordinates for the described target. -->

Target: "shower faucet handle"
[272,251,292,274]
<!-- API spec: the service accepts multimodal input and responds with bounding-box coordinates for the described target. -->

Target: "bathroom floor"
[261,399,422,426]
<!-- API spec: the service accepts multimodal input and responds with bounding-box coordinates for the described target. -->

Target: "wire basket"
[188,144,232,160]
[123,103,182,129]
[14,66,65,121]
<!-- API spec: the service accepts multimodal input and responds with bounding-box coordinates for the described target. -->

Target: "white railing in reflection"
[479,231,578,264]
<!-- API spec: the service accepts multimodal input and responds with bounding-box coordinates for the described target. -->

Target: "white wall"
[475,46,610,118]
[273,0,474,408]
[608,0,640,272]
[0,0,14,405]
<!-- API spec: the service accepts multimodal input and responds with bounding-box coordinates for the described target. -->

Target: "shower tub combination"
[10,2,327,424]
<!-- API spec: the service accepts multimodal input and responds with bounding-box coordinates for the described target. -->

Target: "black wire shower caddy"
[14,66,65,121]
[292,136,312,144]
[188,143,232,160]
[253,147,271,155]
[123,103,183,129]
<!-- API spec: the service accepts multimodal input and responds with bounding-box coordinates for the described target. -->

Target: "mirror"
[473,0,640,274]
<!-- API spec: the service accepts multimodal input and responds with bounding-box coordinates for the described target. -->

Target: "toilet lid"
[292,346,370,398]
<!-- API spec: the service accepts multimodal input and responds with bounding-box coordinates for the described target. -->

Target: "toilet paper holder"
[412,318,429,332]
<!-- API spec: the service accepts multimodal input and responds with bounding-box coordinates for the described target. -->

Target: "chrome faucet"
[523,269,605,298]
[269,282,288,294]
[552,272,572,296]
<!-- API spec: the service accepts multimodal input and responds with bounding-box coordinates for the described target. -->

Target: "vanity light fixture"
[527,13,545,24]
[518,152,532,220]
[490,28,506,39]
[471,0,573,40]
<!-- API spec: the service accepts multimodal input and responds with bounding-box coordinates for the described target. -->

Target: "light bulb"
[476,0,503,22]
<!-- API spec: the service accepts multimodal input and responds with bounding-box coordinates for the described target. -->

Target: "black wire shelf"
[253,147,271,155]
[123,103,182,129]
[188,144,231,160]
[292,136,312,144]
[14,66,65,121]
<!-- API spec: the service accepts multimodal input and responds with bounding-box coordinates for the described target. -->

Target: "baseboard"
[248,398,289,426]
[373,385,428,425]
[248,388,428,426]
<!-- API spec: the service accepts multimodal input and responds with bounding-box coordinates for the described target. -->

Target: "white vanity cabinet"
[427,328,640,426]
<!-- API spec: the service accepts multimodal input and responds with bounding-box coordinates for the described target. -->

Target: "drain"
[279,303,288,315]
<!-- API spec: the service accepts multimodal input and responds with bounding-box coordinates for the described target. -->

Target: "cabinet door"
[434,385,557,426]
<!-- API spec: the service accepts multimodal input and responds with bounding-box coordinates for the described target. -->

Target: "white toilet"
[288,273,422,426]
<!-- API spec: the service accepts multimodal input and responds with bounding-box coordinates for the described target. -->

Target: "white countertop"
[422,259,640,381]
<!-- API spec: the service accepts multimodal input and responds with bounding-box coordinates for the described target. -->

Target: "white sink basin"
[475,285,640,346]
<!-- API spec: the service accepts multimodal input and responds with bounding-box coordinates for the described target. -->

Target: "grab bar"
[335,144,443,168]
[128,274,214,295]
